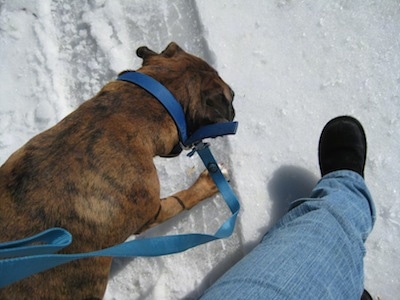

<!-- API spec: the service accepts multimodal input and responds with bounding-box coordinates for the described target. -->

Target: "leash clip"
[187,142,209,157]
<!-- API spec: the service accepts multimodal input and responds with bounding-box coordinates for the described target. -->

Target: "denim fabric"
[201,171,376,300]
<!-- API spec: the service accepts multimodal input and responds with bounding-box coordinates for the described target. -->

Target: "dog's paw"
[217,163,230,181]
[199,163,229,179]
[181,164,231,208]
[195,163,229,193]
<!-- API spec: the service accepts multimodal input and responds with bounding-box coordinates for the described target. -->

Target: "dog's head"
[136,42,235,139]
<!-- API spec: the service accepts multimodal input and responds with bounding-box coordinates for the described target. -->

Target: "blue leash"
[0,72,240,288]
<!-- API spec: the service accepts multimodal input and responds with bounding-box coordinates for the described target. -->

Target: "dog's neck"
[146,108,181,157]
[98,81,181,157]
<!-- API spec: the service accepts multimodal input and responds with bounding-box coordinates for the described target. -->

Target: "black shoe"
[318,116,367,177]
[361,289,373,300]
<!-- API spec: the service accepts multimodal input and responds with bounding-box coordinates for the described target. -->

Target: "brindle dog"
[0,42,235,299]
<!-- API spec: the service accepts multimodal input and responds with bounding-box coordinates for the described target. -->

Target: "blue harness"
[0,71,240,288]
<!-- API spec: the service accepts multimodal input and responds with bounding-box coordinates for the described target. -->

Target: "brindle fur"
[0,42,235,299]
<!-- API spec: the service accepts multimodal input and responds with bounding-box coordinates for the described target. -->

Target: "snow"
[0,0,399,299]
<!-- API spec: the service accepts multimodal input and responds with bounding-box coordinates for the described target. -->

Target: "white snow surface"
[1,0,399,299]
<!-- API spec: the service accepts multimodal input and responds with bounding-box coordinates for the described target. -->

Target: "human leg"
[201,116,375,299]
[201,171,375,300]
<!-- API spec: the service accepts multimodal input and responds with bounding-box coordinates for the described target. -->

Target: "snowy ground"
[1,0,399,299]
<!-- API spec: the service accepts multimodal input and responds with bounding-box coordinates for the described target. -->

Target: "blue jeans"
[201,171,376,300]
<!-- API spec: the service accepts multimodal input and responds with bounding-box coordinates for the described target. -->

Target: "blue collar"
[117,71,238,153]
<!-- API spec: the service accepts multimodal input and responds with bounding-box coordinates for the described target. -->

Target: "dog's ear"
[137,42,182,65]
[136,46,157,60]
[161,42,183,58]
